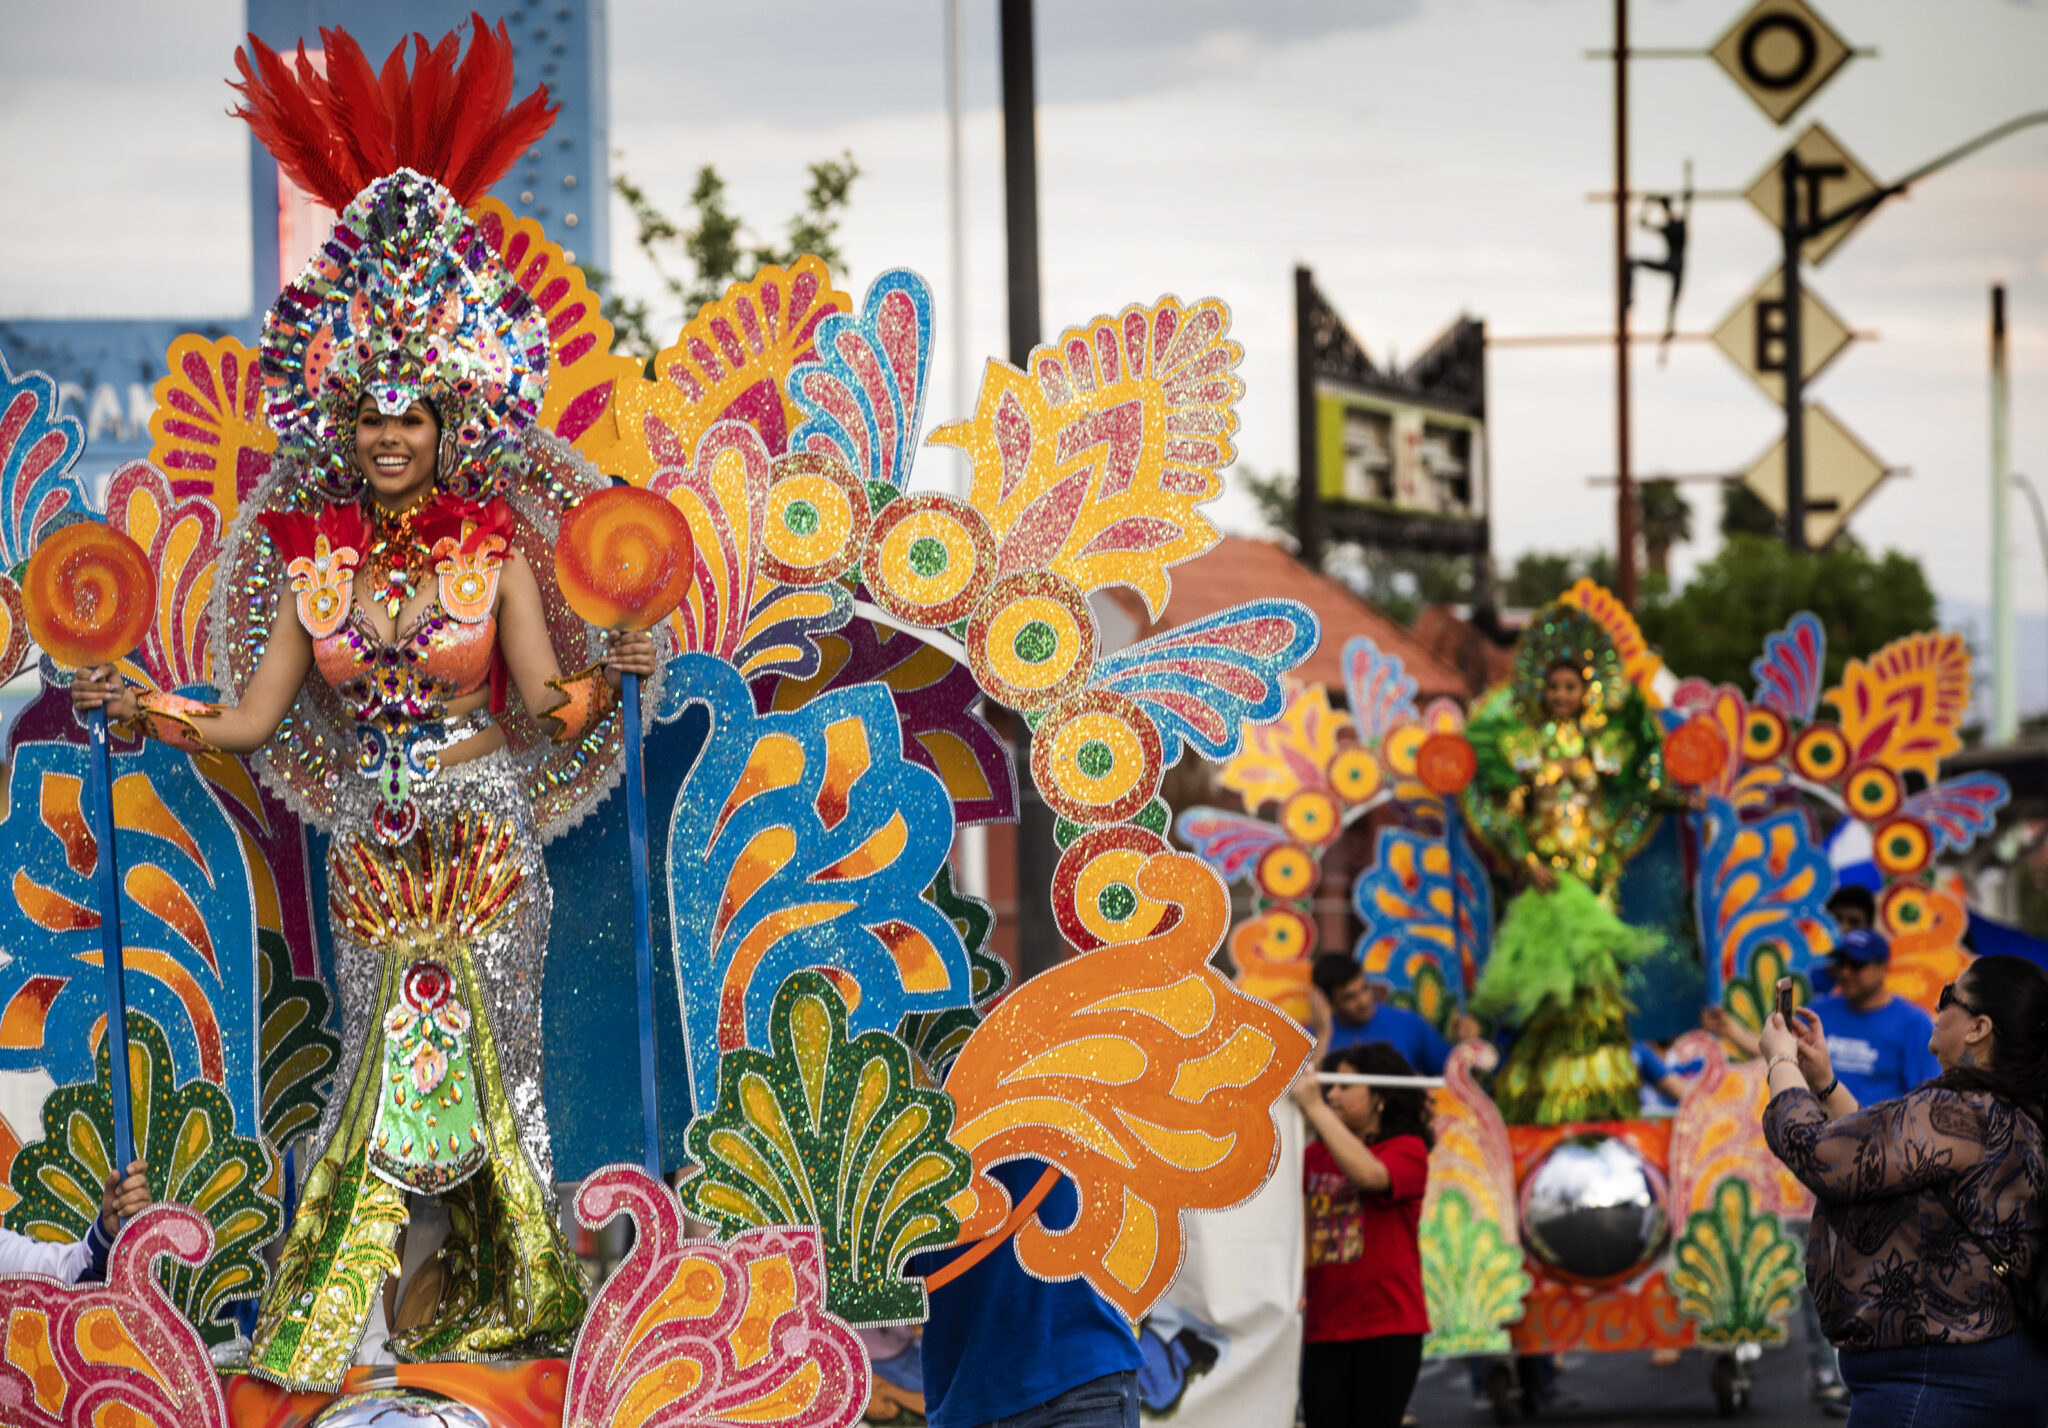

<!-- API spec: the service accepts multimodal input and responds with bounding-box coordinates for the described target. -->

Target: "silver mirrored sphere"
[307,1389,494,1428]
[1518,1132,1669,1282]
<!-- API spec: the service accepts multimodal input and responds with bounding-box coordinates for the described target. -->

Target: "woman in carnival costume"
[71,23,654,1390]
[1460,602,1667,1124]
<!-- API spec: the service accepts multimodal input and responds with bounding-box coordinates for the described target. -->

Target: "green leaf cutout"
[684,968,971,1325]
[1670,1176,1804,1344]
[5,1012,280,1344]
[1420,1186,1531,1357]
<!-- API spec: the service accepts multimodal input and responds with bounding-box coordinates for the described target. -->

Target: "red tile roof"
[1110,536,1472,700]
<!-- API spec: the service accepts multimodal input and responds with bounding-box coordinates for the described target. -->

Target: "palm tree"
[1639,479,1693,580]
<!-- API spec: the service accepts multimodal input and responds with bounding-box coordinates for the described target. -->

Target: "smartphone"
[1775,977,1796,1025]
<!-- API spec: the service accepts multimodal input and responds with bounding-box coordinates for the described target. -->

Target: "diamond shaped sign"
[1711,0,1854,126]
[1742,403,1890,548]
[1712,269,1854,402]
[1745,123,1883,265]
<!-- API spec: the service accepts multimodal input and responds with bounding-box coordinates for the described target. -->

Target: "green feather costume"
[1462,603,1670,1124]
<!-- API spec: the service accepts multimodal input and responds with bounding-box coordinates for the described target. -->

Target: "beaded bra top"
[259,495,512,842]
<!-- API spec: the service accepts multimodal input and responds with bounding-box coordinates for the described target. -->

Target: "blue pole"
[85,706,136,1174]
[622,671,661,1180]
[1445,801,1466,1011]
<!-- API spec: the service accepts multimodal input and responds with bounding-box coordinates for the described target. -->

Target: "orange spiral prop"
[553,486,696,632]
[1663,716,1730,788]
[23,522,156,668]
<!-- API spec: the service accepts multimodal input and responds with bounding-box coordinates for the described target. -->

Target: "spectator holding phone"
[0,1159,150,1283]
[1760,955,2048,1422]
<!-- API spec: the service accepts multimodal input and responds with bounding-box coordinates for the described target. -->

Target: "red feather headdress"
[229,11,558,210]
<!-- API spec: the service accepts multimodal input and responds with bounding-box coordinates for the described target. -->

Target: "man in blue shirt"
[1311,954,1450,1075]
[1807,927,1939,1105]
[909,1159,1143,1428]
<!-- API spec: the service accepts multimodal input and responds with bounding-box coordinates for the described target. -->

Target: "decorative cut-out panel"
[566,1166,868,1428]
[945,852,1311,1320]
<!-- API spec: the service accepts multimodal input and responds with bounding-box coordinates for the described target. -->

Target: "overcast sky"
[3,0,2046,623]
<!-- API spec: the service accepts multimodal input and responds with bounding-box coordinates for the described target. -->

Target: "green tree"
[1238,464,1296,543]
[1639,535,1937,690]
[1640,479,1693,579]
[1720,480,1780,539]
[595,152,862,359]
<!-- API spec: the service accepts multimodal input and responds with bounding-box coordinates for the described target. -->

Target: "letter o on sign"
[1739,14,1817,91]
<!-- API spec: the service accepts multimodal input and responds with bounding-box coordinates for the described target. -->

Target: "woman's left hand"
[1758,1011,1798,1062]
[1289,1065,1326,1114]
[603,629,659,685]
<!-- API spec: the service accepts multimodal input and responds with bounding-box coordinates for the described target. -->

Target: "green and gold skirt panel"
[249,751,587,1391]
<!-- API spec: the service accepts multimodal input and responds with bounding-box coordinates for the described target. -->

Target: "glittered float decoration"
[4,1014,278,1345]
[0,1204,229,1428]
[1418,1041,1528,1358]
[0,739,262,1134]
[0,351,90,571]
[895,867,1007,1081]
[566,1166,868,1428]
[1749,611,1824,723]
[1694,797,1835,1008]
[1353,826,1493,1019]
[660,653,968,1115]
[789,269,933,493]
[614,258,853,482]
[760,620,1018,827]
[930,295,1241,619]
[144,334,276,520]
[944,851,1311,1320]
[104,462,222,690]
[681,969,969,1325]
[1819,630,1971,783]
[471,198,649,461]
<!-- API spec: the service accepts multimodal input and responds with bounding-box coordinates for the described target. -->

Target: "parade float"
[0,19,1327,1427]
[1179,583,2009,1418]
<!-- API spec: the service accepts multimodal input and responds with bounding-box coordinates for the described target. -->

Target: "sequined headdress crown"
[1513,601,1630,720]
[232,16,560,502]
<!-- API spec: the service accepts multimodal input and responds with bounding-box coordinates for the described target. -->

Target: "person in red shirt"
[1290,1040,1433,1428]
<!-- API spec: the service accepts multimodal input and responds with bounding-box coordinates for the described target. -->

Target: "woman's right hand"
[1759,1010,1798,1062]
[70,666,138,721]
[1788,1006,1834,1093]
[1527,860,1558,893]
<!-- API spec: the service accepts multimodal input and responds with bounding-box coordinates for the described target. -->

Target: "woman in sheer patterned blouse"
[1760,954,2048,1426]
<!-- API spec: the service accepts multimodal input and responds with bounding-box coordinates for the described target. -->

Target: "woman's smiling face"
[353,397,439,507]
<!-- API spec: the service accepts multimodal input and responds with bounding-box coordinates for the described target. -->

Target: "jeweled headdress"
[1512,599,1630,720]
[231,18,558,501]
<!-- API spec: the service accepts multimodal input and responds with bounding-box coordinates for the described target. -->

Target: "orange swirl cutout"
[23,522,157,667]
[553,486,696,632]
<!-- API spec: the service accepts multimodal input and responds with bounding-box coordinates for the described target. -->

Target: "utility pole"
[943,0,987,901]
[999,0,1061,976]
[1611,0,1638,608]
[1780,150,1807,552]
[1294,266,1322,569]
[1993,285,2015,743]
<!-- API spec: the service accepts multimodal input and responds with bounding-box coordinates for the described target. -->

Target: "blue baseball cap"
[1830,928,1891,966]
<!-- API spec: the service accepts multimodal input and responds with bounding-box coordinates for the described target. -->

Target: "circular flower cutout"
[1790,722,1850,784]
[1843,763,1903,822]
[1255,844,1317,903]
[1741,708,1789,763]
[1328,747,1382,805]
[1872,816,1933,877]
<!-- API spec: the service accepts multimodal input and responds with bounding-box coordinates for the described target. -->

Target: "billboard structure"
[1293,266,1490,608]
